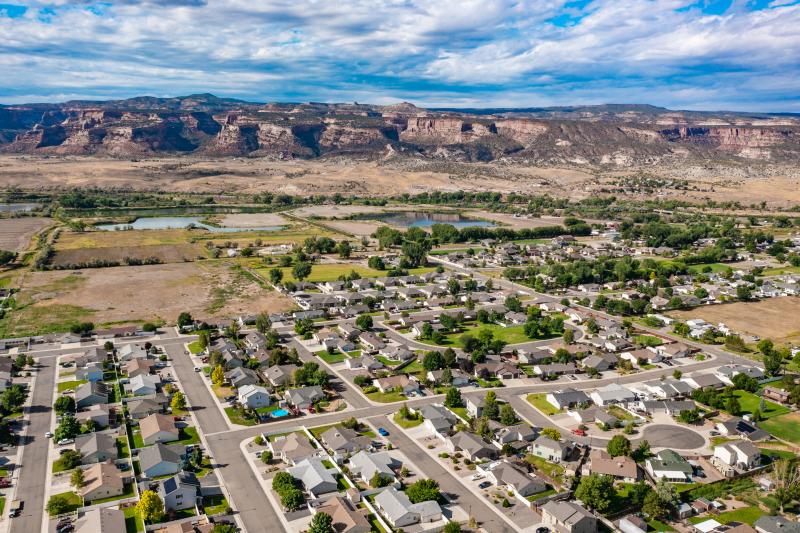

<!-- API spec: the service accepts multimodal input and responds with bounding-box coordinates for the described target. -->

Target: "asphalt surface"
[640,424,706,449]
[9,358,56,533]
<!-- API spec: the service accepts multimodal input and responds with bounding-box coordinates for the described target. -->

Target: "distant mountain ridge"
[1,93,799,164]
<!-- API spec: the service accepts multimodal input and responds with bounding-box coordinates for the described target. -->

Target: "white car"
[57,438,74,446]
[470,473,484,481]
[45,431,53,438]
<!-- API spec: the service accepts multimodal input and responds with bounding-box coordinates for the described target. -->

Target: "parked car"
[470,473,484,481]
[45,431,53,438]
[378,427,389,436]
[572,429,586,436]
[194,367,201,372]
[478,481,491,489]
[57,438,75,446]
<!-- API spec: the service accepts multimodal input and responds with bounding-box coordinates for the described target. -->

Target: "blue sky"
[0,0,799,111]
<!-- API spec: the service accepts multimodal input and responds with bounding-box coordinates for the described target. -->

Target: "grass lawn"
[366,390,407,403]
[0,497,5,515]
[525,455,565,484]
[450,406,469,421]
[87,483,136,505]
[732,390,789,419]
[606,405,635,421]
[315,349,347,364]
[57,379,87,392]
[761,412,800,444]
[224,407,258,426]
[187,340,204,354]
[527,393,559,416]
[202,494,229,516]
[634,335,663,347]
[47,491,83,516]
[267,264,435,283]
[176,426,200,445]
[648,519,675,532]
[124,506,145,533]
[761,265,800,276]
[131,430,146,449]
[431,321,555,346]
[375,355,402,367]
[688,506,764,526]
[117,437,130,458]
[211,384,234,399]
[393,411,423,428]
[397,358,424,374]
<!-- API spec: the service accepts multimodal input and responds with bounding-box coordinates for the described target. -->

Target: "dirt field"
[215,213,288,227]
[0,261,294,336]
[0,217,52,251]
[51,244,203,267]
[668,297,800,344]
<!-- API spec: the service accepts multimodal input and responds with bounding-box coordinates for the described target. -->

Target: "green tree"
[574,474,614,512]
[292,262,312,282]
[269,268,284,285]
[211,365,225,386]
[642,490,667,519]
[171,391,187,412]
[211,524,238,533]
[355,314,373,331]
[406,479,441,504]
[763,349,783,377]
[46,494,76,516]
[483,390,498,420]
[55,414,80,441]
[444,387,462,408]
[770,459,800,513]
[71,467,84,489]
[443,522,462,533]
[261,450,273,464]
[337,241,352,259]
[563,328,575,344]
[137,490,165,523]
[54,395,76,415]
[309,512,334,533]
[541,428,561,440]
[499,404,518,425]
[177,312,193,328]
[607,435,632,457]
[423,351,445,371]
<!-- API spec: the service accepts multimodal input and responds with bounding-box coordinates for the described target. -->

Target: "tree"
[441,367,453,385]
[292,262,312,282]
[642,490,667,519]
[654,478,679,509]
[367,256,385,270]
[269,268,284,285]
[177,312,193,329]
[46,494,75,516]
[770,459,800,512]
[55,414,80,441]
[171,391,187,412]
[295,318,314,336]
[355,314,373,331]
[541,428,561,440]
[54,395,76,415]
[607,435,632,457]
[1,384,26,413]
[763,349,783,377]
[137,490,165,523]
[71,467,84,489]
[260,450,273,464]
[423,351,445,371]
[54,450,82,471]
[499,404,518,425]
[211,525,238,533]
[309,512,334,533]
[406,479,441,504]
[725,395,741,416]
[211,365,225,386]
[337,240,352,259]
[563,328,575,344]
[370,470,391,488]
[443,522,462,533]
[444,387,462,408]
[574,474,614,512]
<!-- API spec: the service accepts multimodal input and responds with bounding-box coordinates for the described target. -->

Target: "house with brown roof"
[583,449,640,483]
[314,495,371,533]
[268,432,317,465]
[139,413,179,445]
[373,375,419,395]
[125,358,155,378]
[79,461,126,502]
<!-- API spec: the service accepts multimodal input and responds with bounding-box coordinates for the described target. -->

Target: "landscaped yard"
[187,340,204,354]
[202,495,229,516]
[450,406,469,421]
[688,506,764,526]
[393,411,423,429]
[527,393,559,416]
[57,379,87,392]
[224,406,258,426]
[117,437,130,458]
[124,505,145,533]
[731,390,789,419]
[648,519,675,532]
[525,455,565,485]
[48,491,83,516]
[87,483,136,505]
[428,321,556,347]
[366,390,407,403]
[315,349,347,364]
[606,405,636,421]
[176,426,200,445]
[761,412,800,444]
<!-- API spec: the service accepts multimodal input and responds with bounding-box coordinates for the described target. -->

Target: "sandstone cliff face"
[400,117,497,144]
[659,126,795,159]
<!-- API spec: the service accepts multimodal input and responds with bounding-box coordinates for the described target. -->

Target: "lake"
[355,211,495,229]
[95,216,283,233]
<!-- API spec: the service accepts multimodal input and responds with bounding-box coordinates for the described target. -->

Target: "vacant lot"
[0,262,294,336]
[260,263,435,283]
[668,297,800,344]
[214,213,288,227]
[52,243,203,267]
[0,217,52,251]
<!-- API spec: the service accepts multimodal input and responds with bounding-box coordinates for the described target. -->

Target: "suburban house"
[416,404,459,437]
[284,386,325,410]
[373,375,419,395]
[313,496,371,533]
[380,344,415,361]
[716,417,770,441]
[76,432,118,464]
[117,343,149,362]
[268,432,317,465]
[74,508,126,533]
[590,383,636,406]
[124,359,155,379]
[224,367,260,389]
[474,362,523,380]
[619,514,649,533]
[466,396,485,418]
[546,388,591,410]
[76,381,109,408]
[492,424,538,449]
[487,461,547,502]
[79,461,126,503]
[138,443,182,478]
[645,449,694,482]
[346,355,385,372]
[530,435,570,462]
[158,471,200,511]
[541,500,597,533]
[264,364,298,387]
[762,386,790,404]
[712,440,761,476]
[348,451,397,486]
[446,431,497,461]
[139,413,180,445]
[321,426,373,457]
[238,384,271,409]
[76,362,104,382]
[126,397,164,419]
[682,373,726,391]
[359,333,386,352]
[426,368,470,387]
[754,516,800,533]
[374,487,442,528]
[126,374,160,396]
[534,363,578,378]
[287,457,338,497]
[75,404,111,428]
[584,449,641,482]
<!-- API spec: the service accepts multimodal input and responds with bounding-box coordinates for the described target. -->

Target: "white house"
[238,384,271,409]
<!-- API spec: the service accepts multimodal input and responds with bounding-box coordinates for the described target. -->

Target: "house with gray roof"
[546,388,590,410]
[75,381,109,408]
[530,435,570,462]
[157,471,200,511]
[224,366,259,388]
[417,404,459,437]
[264,364,298,387]
[284,385,324,410]
[488,461,547,501]
[590,383,636,406]
[287,457,337,497]
[754,516,800,533]
[321,426,373,458]
[139,443,183,478]
[269,432,317,465]
[75,432,117,464]
[541,500,596,533]
[446,431,497,461]
[126,397,164,419]
[374,487,442,528]
[348,451,397,486]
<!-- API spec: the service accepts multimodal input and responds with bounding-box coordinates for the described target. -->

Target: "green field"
[393,411,423,428]
[187,340,204,354]
[688,506,764,526]
[202,494,229,516]
[760,265,800,276]
[732,390,790,419]
[315,349,347,364]
[424,321,557,347]
[527,393,559,415]
[761,412,800,444]
[124,505,145,533]
[366,390,407,403]
[57,379,87,392]
[261,264,435,283]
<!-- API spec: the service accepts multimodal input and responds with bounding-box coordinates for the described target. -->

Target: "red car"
[572,429,586,436]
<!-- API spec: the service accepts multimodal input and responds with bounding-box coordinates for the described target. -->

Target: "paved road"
[10,358,56,533]
[374,414,518,533]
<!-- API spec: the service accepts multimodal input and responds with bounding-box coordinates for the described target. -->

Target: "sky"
[0,0,799,111]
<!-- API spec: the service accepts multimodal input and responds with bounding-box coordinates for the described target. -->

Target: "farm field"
[668,297,800,344]
[0,217,52,251]
[0,261,293,336]
[262,263,436,283]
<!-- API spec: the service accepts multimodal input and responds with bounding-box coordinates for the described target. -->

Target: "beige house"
[541,500,596,533]
[79,462,126,502]
[140,413,179,445]
[315,496,371,533]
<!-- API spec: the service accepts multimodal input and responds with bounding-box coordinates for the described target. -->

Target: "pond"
[95,216,283,233]
[354,211,495,229]
[0,203,41,213]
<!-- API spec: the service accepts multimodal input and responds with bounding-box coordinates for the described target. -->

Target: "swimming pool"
[271,409,290,418]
